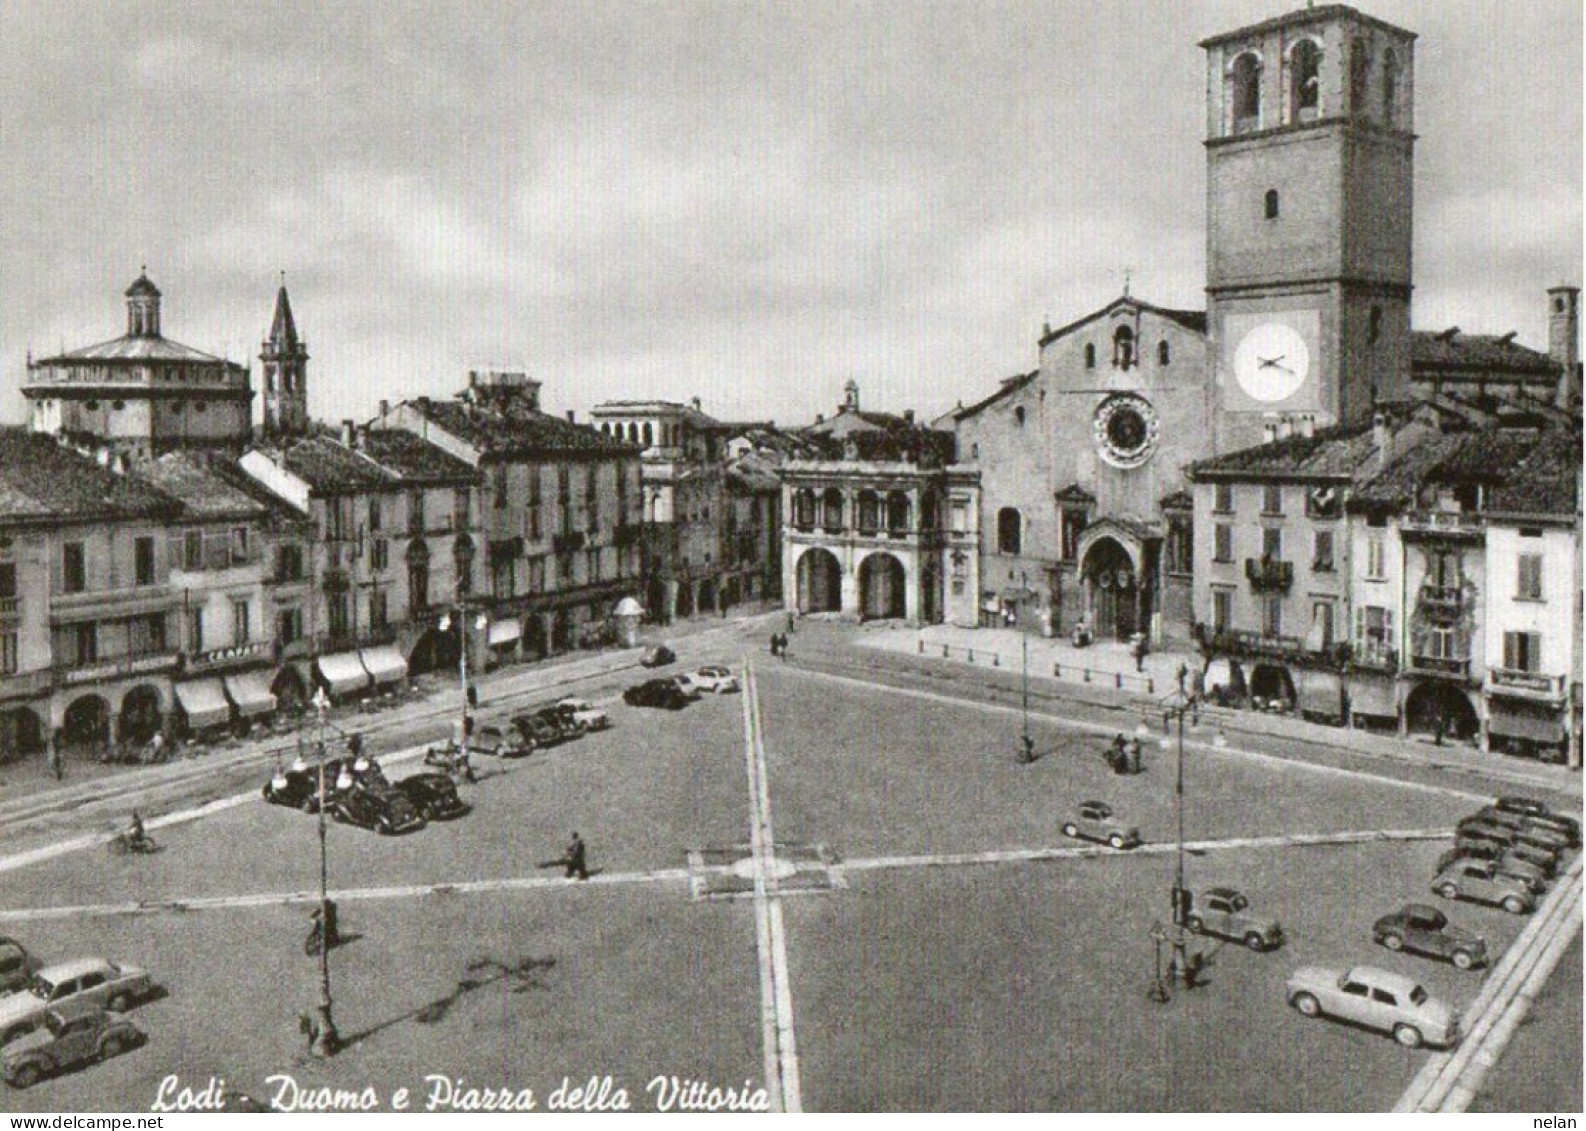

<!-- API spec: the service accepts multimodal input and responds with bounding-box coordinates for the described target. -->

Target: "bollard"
[1115,672,1123,689]
[1147,677,1154,694]
[1083,668,1091,682]
[918,639,924,654]
[1053,662,1061,678]
[943,645,950,658]
[993,653,1000,667]
[968,649,974,663]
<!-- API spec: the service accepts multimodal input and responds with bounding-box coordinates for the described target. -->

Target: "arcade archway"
[796,548,842,614]
[858,553,906,621]
[61,696,110,755]
[1405,681,1479,741]
[0,707,44,762]
[119,685,164,746]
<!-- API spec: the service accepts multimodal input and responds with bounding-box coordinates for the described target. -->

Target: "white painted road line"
[782,664,1493,804]
[0,828,1455,925]
[741,661,803,1113]
[1394,854,1584,1113]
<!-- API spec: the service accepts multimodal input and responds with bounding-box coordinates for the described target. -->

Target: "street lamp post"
[438,601,487,755]
[1159,663,1197,986]
[1016,572,1035,763]
[310,689,339,1057]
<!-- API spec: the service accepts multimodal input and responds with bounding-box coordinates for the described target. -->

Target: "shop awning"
[488,618,522,646]
[316,651,371,697]
[224,671,277,718]
[359,646,409,686]
[1348,678,1397,718]
[1297,670,1344,719]
[1487,706,1565,744]
[1204,659,1240,692]
[175,678,231,730]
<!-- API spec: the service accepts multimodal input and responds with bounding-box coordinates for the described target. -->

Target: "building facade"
[371,370,643,661]
[24,275,253,457]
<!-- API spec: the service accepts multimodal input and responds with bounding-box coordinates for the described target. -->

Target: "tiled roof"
[34,334,239,367]
[359,431,478,484]
[954,371,1040,421]
[139,452,271,520]
[0,431,179,524]
[1189,423,1380,481]
[202,458,314,530]
[802,407,917,439]
[726,452,781,493]
[1350,428,1559,512]
[1412,331,1559,380]
[405,397,635,458]
[268,436,393,495]
[1486,429,1582,519]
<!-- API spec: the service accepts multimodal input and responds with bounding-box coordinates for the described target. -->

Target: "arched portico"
[795,547,842,614]
[61,695,111,755]
[1075,519,1159,642]
[858,552,906,621]
[119,684,164,746]
[0,707,45,762]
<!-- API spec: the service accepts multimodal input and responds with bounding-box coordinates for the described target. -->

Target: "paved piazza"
[0,629,1578,1112]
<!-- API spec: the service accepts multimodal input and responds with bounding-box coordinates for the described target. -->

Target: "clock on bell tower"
[1203,4,1416,453]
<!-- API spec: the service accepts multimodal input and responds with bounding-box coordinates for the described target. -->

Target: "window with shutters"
[1516,553,1544,601]
[1503,631,1542,673]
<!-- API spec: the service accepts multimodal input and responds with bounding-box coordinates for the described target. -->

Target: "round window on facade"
[1092,393,1161,469]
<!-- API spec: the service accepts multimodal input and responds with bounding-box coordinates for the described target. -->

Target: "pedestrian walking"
[47,733,63,782]
[777,633,788,661]
[565,832,589,880]
[786,611,795,635]
[769,633,781,658]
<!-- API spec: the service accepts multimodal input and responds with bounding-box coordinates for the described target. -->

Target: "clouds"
[0,1,1578,431]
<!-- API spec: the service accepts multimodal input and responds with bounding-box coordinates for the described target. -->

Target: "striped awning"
[224,671,277,718]
[175,678,231,730]
[316,651,371,697]
[359,646,409,686]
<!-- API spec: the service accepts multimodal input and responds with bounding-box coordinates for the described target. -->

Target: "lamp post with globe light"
[309,686,339,1057]
[1155,663,1199,986]
[437,603,488,758]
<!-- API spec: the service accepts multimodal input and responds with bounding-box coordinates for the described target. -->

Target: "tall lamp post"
[310,687,339,1056]
[1016,572,1034,763]
[438,602,487,750]
[1158,663,1198,984]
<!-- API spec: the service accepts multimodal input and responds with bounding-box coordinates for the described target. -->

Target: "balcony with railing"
[1351,644,1399,673]
[1486,667,1566,702]
[1401,510,1483,541]
[50,583,178,621]
[1244,557,1294,592]
[1405,653,1471,679]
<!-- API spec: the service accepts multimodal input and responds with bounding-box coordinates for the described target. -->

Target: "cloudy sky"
[0,1,1579,430]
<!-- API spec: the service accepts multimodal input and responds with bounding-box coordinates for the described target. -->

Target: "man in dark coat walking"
[565,832,589,880]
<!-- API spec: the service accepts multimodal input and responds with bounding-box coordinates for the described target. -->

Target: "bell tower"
[260,282,310,437]
[1203,5,1416,452]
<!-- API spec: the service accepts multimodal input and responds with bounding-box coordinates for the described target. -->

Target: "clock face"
[1233,321,1311,403]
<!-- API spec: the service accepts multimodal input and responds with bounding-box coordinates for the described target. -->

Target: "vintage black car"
[640,644,676,668]
[326,784,427,835]
[394,773,470,821]
[512,710,578,748]
[1493,796,1581,847]
[0,937,41,997]
[263,759,348,813]
[623,678,691,710]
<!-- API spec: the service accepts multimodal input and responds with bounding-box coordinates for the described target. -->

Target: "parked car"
[690,666,741,694]
[1455,821,1561,875]
[1060,801,1141,850]
[1373,904,1487,969]
[1492,796,1581,847]
[1432,857,1535,915]
[539,704,588,739]
[557,697,611,731]
[394,774,470,821]
[0,959,153,1046]
[468,723,530,758]
[510,713,567,748]
[1467,807,1572,854]
[1436,846,1547,896]
[667,674,705,701]
[2,1003,143,1089]
[640,645,676,668]
[1184,888,1284,951]
[262,759,347,812]
[623,679,692,711]
[326,784,427,835]
[0,938,41,997]
[1286,964,1460,1048]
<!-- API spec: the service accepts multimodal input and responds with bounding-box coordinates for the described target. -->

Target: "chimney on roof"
[566,410,575,423]
[1439,327,1460,342]
[1298,414,1315,438]
[378,399,389,419]
[815,413,824,425]
[904,409,915,425]
[1548,285,1580,408]
[341,419,355,448]
[1498,331,1518,345]
[691,396,702,412]
[1373,410,1394,471]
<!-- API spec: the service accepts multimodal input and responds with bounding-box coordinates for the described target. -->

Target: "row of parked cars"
[1286,795,1579,1050]
[624,666,740,710]
[263,757,467,834]
[0,941,152,1089]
